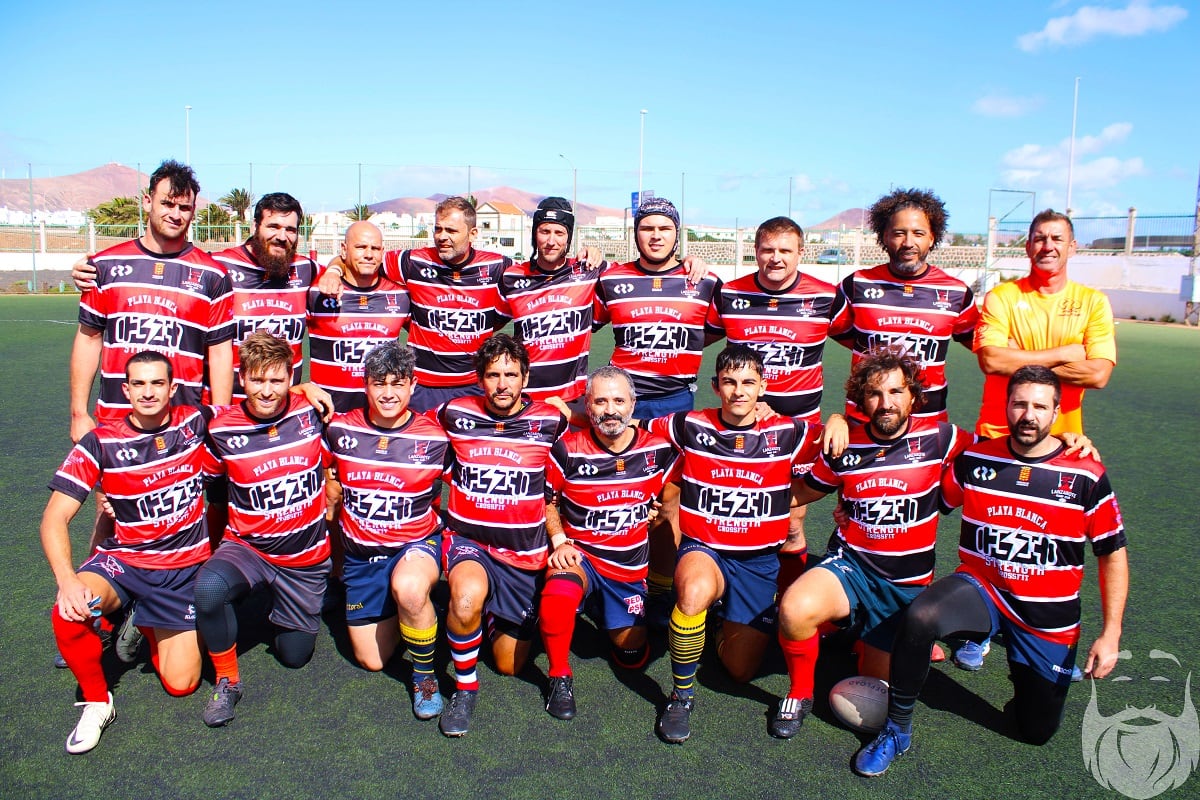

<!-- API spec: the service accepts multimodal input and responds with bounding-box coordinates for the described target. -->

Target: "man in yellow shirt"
[974,210,1116,439]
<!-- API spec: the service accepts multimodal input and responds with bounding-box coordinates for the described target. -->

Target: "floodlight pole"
[1065,78,1079,215]
[185,105,192,165]
[559,153,577,212]
[638,109,647,205]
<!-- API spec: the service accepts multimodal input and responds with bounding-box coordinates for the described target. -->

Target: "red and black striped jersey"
[205,394,331,568]
[594,261,720,400]
[649,410,818,553]
[48,406,213,569]
[438,395,567,570]
[500,258,604,401]
[546,427,680,582]
[708,271,849,422]
[325,408,450,559]
[80,240,234,424]
[834,264,978,422]
[806,417,972,586]
[211,245,317,398]
[943,437,1126,645]
[383,247,511,388]
[306,277,410,413]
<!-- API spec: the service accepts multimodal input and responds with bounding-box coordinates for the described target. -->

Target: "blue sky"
[1,1,1194,232]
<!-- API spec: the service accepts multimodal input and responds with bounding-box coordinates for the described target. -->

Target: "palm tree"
[348,204,373,221]
[194,204,232,243]
[87,196,141,238]
[220,188,254,222]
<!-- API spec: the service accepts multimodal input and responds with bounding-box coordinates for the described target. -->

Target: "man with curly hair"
[833,188,978,424]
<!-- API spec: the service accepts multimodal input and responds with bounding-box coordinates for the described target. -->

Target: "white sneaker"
[65,692,115,754]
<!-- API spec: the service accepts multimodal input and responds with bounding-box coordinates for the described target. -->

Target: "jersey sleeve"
[47,435,103,502]
[704,287,727,340]
[803,451,840,494]
[1084,469,1126,556]
[940,454,966,512]
[1083,292,1118,364]
[206,267,236,345]
[973,286,1014,351]
[830,276,855,346]
[952,286,980,347]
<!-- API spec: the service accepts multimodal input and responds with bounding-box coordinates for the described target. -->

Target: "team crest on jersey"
[615,458,626,475]
[624,594,645,617]
[97,555,125,579]
[183,267,204,292]
[154,435,168,455]
[762,429,781,455]
[794,297,815,317]
[903,284,914,296]
[933,288,952,311]
[652,277,663,292]
[153,262,166,279]
[904,437,925,462]
[681,278,700,298]
[1058,299,1083,317]
[733,434,746,452]
[358,294,370,309]
[768,297,779,311]
[1051,473,1078,502]
[495,421,505,433]
[644,450,657,473]
[375,436,390,454]
[1016,465,1033,487]
[288,266,304,287]
[410,440,429,462]
[874,448,888,461]
[452,269,462,282]
[267,424,280,442]
[386,293,403,312]
[525,420,542,440]
[298,413,317,439]
[179,423,198,445]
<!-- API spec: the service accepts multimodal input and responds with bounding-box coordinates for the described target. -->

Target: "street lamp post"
[558,153,577,212]
[185,105,192,165]
[638,109,647,208]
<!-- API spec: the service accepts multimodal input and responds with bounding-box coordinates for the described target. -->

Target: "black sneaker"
[439,689,478,737]
[202,678,243,728]
[658,692,694,743]
[545,676,576,720]
[768,696,813,739]
[114,604,144,664]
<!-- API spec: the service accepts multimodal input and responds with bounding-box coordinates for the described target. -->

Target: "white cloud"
[972,93,1044,117]
[790,174,815,193]
[1017,1,1187,51]
[1000,123,1145,191]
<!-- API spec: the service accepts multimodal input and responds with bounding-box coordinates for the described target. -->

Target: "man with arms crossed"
[42,352,211,753]
[325,342,451,720]
[853,366,1126,776]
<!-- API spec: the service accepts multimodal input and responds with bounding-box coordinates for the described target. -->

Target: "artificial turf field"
[1,294,1197,800]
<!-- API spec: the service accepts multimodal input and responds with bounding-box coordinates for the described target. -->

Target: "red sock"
[780,631,820,701]
[776,549,808,594]
[209,644,240,684]
[539,575,584,678]
[52,606,109,703]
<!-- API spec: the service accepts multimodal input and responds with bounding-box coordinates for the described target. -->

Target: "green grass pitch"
[1,295,1196,799]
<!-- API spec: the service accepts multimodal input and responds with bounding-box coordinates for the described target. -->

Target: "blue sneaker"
[953,638,991,671]
[412,677,444,720]
[853,719,911,777]
[1071,665,1084,682]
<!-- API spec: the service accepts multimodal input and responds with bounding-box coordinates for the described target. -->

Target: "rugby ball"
[829,676,889,733]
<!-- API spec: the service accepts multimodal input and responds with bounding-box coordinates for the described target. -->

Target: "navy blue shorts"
[411,383,483,414]
[343,536,442,624]
[677,538,778,633]
[579,556,647,631]
[814,544,924,651]
[79,552,200,631]
[443,534,541,639]
[633,385,695,420]
[207,541,331,635]
[949,572,1077,687]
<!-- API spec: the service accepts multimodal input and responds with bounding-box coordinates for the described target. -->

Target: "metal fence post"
[1125,208,1137,255]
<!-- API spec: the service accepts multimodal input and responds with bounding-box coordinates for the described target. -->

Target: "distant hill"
[0,163,219,213]
[371,186,623,225]
[810,208,868,231]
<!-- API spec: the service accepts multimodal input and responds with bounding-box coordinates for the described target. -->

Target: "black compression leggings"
[887,575,1068,744]
[193,559,317,669]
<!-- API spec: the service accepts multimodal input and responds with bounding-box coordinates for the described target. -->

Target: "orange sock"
[209,644,240,684]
